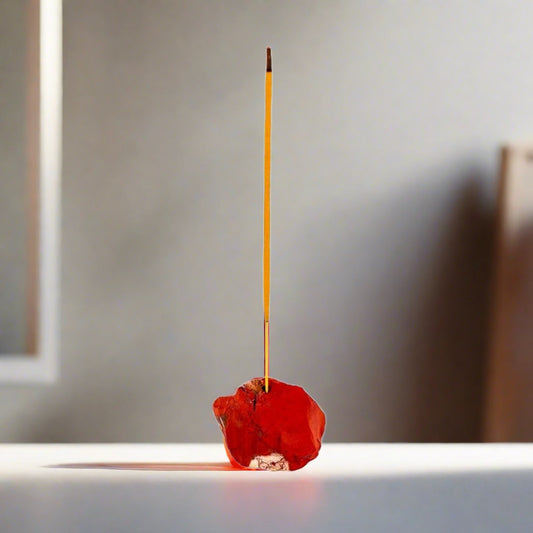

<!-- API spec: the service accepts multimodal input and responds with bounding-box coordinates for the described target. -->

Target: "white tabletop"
[1,443,532,532]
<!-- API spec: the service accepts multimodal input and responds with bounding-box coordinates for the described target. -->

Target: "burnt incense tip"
[266,47,272,72]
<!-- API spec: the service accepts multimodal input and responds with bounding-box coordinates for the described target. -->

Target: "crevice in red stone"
[213,377,326,471]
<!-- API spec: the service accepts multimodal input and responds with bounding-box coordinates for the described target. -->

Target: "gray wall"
[5,0,533,442]
[0,0,27,354]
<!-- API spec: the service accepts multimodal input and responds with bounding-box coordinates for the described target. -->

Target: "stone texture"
[213,377,326,471]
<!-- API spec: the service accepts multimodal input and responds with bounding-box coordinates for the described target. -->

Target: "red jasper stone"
[213,377,326,471]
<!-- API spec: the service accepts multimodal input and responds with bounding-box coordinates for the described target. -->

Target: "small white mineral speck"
[248,453,289,471]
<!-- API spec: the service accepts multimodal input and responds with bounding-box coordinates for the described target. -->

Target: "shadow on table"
[48,462,239,472]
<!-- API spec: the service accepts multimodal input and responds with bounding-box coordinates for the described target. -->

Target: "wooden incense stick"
[264,47,272,392]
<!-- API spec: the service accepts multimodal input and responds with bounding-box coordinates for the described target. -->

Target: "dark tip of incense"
[266,47,272,72]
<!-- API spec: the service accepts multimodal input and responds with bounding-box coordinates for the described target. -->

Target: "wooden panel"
[485,145,533,441]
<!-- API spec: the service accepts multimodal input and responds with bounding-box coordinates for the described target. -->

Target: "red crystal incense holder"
[213,377,326,471]
[213,49,326,471]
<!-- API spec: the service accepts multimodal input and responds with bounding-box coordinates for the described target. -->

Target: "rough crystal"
[213,377,326,471]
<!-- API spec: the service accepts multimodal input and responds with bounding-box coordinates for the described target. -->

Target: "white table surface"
[1,443,533,532]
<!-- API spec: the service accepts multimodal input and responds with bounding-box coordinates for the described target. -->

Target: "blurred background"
[4,0,533,443]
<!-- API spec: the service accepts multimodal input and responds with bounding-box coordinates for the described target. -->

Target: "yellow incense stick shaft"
[264,319,270,392]
[264,48,272,392]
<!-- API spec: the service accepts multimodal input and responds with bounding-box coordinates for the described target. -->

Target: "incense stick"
[263,47,272,392]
